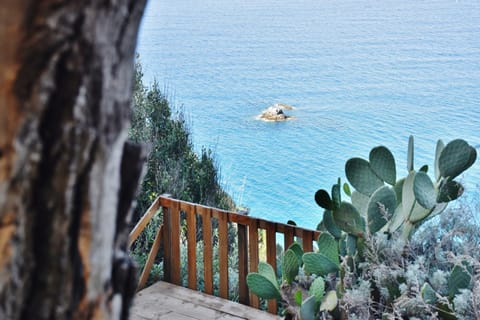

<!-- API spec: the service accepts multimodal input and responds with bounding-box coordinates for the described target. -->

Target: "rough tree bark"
[0,1,147,319]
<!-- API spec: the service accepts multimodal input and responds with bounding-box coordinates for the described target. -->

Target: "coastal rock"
[258,103,295,121]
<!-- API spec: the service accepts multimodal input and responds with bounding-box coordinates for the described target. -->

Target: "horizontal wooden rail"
[129,195,321,314]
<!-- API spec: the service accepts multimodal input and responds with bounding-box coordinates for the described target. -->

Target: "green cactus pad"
[309,277,325,303]
[331,180,342,209]
[421,283,437,304]
[434,139,445,181]
[393,178,405,205]
[346,234,357,256]
[409,202,432,223]
[288,242,304,267]
[448,263,472,299]
[367,186,397,233]
[258,261,279,289]
[351,191,369,217]
[282,249,299,284]
[345,158,384,196]
[317,233,339,266]
[419,164,428,173]
[322,210,342,239]
[437,180,464,203]
[319,290,338,311]
[402,171,416,221]
[303,252,339,276]
[384,203,405,234]
[300,295,317,320]
[439,139,477,180]
[332,202,366,236]
[246,273,281,300]
[413,172,437,209]
[407,135,414,171]
[315,189,332,210]
[369,146,397,185]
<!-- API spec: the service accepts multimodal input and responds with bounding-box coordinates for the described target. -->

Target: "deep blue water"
[137,0,480,228]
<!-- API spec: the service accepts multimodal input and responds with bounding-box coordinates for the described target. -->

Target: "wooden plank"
[200,206,214,295]
[163,203,172,283]
[284,225,294,250]
[131,281,282,320]
[248,219,260,308]
[265,222,278,314]
[216,209,229,299]
[128,196,161,247]
[170,200,181,285]
[137,225,163,290]
[303,230,313,253]
[237,224,249,305]
[184,203,197,290]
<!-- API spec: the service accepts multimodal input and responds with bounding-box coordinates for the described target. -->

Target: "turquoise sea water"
[137,0,480,228]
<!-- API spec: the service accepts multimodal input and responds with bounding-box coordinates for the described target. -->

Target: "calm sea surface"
[137,0,480,228]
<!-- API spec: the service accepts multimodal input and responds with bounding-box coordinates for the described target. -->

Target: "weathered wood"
[137,225,163,290]
[0,1,147,319]
[170,200,181,285]
[128,197,161,247]
[248,219,260,308]
[162,203,172,283]
[284,225,295,250]
[185,203,197,290]
[237,223,249,306]
[216,209,229,299]
[200,206,214,295]
[266,222,278,314]
[131,281,282,320]
[303,230,314,253]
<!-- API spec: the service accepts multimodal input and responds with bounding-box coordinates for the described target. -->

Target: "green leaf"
[317,233,339,266]
[413,172,437,209]
[345,158,384,196]
[309,277,325,303]
[343,183,351,196]
[439,139,477,179]
[294,289,303,306]
[393,178,405,205]
[258,262,279,290]
[448,263,472,299]
[333,202,366,236]
[369,146,396,185]
[287,220,297,226]
[303,252,339,276]
[320,290,338,311]
[300,295,317,320]
[421,283,437,304]
[402,171,416,221]
[246,273,281,300]
[419,164,428,173]
[315,189,332,210]
[367,186,397,233]
[385,203,406,233]
[407,135,414,171]
[282,249,299,284]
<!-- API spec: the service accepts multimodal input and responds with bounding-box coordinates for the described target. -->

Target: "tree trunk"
[0,1,147,319]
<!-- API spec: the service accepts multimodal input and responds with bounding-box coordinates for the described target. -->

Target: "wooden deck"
[130,281,282,320]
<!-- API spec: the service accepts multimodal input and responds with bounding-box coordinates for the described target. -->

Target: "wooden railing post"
[214,209,229,299]
[266,222,277,314]
[200,206,214,294]
[248,219,260,308]
[184,203,197,290]
[237,223,249,305]
[162,197,172,283]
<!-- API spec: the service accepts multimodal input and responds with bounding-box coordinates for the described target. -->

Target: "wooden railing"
[129,195,320,315]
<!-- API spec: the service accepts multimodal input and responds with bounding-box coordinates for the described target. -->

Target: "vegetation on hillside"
[128,58,236,289]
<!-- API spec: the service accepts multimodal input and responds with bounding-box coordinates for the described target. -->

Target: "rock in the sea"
[258,103,295,121]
